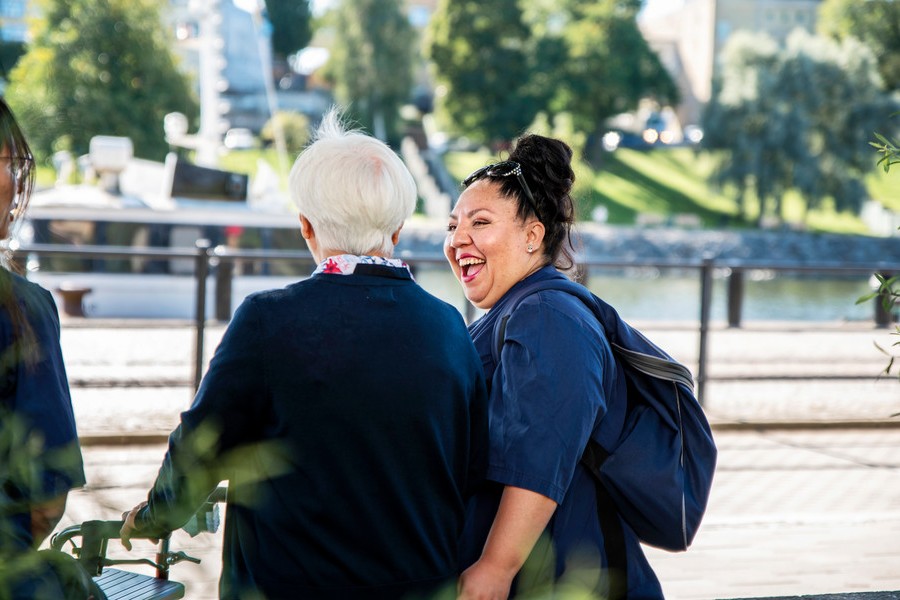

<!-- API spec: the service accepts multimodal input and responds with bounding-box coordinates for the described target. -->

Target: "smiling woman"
[446,178,543,309]
[445,133,667,599]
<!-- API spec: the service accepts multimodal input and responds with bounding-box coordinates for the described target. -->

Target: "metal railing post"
[214,249,234,322]
[874,270,897,328]
[697,258,714,405]
[193,240,211,391]
[727,267,744,328]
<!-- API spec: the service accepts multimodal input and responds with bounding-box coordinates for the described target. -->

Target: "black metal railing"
[11,242,900,403]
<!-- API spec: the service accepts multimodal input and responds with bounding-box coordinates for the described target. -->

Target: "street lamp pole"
[195,0,227,166]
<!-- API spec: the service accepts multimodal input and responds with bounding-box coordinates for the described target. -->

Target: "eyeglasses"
[1,154,33,218]
[462,160,540,219]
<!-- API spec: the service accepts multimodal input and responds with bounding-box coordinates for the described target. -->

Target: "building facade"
[640,0,824,128]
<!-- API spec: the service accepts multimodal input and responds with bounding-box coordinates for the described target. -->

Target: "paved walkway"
[59,429,900,600]
[50,319,900,599]
[59,319,900,439]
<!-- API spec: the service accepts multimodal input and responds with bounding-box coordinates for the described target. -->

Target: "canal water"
[414,265,880,324]
[46,263,881,323]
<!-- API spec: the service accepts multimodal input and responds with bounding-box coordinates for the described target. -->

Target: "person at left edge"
[120,107,489,600]
[0,97,87,598]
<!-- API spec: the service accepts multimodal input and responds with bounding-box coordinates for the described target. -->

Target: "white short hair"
[288,108,417,256]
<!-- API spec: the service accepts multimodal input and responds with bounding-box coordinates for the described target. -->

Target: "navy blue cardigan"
[138,265,489,599]
[1,271,85,554]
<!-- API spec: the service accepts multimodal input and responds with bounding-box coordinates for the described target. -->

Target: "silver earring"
[527,244,534,253]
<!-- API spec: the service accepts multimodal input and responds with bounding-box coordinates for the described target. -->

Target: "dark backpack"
[490,277,717,557]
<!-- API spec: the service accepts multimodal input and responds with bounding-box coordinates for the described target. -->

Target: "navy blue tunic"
[137,265,489,599]
[1,272,86,599]
[1,272,85,552]
[459,266,663,599]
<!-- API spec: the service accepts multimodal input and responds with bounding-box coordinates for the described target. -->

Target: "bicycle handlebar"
[49,486,228,578]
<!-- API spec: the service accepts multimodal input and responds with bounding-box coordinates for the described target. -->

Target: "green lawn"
[32,147,294,192]
[445,147,898,235]
[33,143,895,238]
[217,147,294,189]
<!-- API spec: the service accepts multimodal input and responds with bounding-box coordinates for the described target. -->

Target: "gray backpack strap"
[611,342,695,392]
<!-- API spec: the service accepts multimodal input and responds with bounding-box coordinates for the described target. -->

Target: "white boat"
[16,138,310,319]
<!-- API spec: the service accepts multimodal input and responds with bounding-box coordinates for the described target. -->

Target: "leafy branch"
[861,123,899,385]
[857,273,899,380]
[870,132,900,173]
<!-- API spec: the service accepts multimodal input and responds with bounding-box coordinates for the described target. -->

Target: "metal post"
[697,259,714,406]
[874,271,896,328]
[214,252,234,322]
[193,240,211,391]
[727,268,744,328]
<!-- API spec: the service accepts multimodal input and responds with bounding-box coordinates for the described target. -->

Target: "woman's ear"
[299,214,314,240]
[391,223,403,247]
[299,214,320,261]
[526,219,546,251]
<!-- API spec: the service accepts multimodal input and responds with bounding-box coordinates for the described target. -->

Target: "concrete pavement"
[58,428,900,600]
[49,319,900,599]
[58,319,900,439]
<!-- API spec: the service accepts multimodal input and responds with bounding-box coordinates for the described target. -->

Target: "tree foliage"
[261,110,310,154]
[702,30,898,225]
[5,0,197,161]
[425,0,544,147]
[323,0,414,144]
[554,0,678,160]
[264,0,312,60]
[818,0,900,91]
[425,0,677,154]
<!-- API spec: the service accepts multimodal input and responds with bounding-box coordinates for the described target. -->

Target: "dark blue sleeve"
[8,283,86,500]
[487,292,612,504]
[139,296,269,533]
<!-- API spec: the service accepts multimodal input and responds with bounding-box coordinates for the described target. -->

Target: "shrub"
[261,111,310,155]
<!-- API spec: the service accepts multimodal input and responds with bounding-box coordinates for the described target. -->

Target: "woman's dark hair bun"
[507,133,577,271]
[510,134,575,199]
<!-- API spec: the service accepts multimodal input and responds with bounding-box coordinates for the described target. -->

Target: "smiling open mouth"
[459,257,485,281]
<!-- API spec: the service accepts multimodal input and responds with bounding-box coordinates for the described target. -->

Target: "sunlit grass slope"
[445,147,894,235]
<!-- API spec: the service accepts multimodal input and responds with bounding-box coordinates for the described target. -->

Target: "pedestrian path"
[646,428,900,599]
[57,428,900,600]
[59,320,900,440]
[50,320,900,598]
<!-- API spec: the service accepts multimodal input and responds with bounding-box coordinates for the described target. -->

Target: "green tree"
[425,0,677,155]
[323,0,414,144]
[264,0,313,61]
[261,110,310,154]
[425,0,545,147]
[703,30,897,225]
[555,0,678,162]
[5,0,197,161]
[818,0,900,91]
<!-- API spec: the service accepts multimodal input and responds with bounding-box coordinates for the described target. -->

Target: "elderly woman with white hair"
[121,109,489,600]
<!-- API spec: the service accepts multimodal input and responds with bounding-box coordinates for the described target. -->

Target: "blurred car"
[223,128,255,150]
[602,130,653,151]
